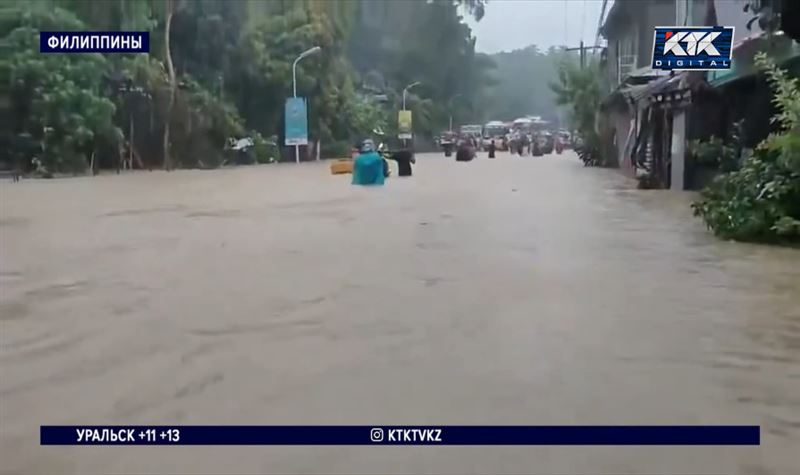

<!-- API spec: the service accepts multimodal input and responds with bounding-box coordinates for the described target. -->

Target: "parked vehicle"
[439,130,457,156]
[481,121,509,151]
[558,130,572,149]
[226,135,279,165]
[537,131,554,154]
[459,124,483,139]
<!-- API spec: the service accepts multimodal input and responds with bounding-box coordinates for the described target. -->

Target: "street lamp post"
[449,93,463,132]
[401,81,420,147]
[291,46,321,164]
[402,81,421,111]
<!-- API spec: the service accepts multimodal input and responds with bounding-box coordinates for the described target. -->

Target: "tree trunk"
[129,113,134,168]
[163,0,176,171]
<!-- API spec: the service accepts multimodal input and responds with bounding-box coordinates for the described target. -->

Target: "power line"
[581,0,587,42]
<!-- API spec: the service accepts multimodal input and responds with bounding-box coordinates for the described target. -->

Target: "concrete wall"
[670,110,686,189]
[635,0,677,68]
[604,0,678,86]
[610,111,632,175]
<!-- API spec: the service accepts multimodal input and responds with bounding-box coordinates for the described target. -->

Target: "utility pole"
[565,41,603,69]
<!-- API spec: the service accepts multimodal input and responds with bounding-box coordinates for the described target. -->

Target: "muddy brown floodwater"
[1,151,799,474]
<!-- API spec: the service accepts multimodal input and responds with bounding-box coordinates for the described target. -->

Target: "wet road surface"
[2,151,799,474]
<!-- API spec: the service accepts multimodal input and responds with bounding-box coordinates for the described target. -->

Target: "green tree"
[346,0,495,137]
[550,58,609,166]
[233,8,363,148]
[2,6,120,174]
[692,53,800,242]
[3,0,497,170]
[485,45,566,122]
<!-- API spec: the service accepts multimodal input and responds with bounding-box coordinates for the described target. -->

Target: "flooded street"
[1,151,799,474]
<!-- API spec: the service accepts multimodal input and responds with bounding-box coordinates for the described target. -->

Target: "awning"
[600,68,673,111]
[709,31,800,88]
[623,75,677,102]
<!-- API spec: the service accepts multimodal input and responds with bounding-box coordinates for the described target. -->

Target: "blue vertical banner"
[285,97,309,146]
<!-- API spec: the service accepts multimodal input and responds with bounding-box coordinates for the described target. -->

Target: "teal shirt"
[351,151,385,186]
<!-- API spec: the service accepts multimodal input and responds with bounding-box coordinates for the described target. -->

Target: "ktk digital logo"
[651,26,734,71]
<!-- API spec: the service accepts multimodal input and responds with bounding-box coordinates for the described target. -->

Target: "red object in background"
[351,148,359,159]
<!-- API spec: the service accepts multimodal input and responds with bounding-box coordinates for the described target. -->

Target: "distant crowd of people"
[349,129,566,186]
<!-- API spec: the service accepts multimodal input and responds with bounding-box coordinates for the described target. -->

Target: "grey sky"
[466,0,606,53]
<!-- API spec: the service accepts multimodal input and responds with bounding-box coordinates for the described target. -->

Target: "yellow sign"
[398,110,412,139]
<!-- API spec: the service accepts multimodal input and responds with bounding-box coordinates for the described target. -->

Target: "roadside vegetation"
[549,59,611,167]
[692,53,800,243]
[0,0,492,175]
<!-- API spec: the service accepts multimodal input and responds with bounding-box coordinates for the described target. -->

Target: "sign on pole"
[398,110,412,140]
[285,97,308,146]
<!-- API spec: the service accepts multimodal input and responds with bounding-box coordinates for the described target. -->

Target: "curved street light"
[402,81,421,110]
[292,46,321,98]
[291,46,321,164]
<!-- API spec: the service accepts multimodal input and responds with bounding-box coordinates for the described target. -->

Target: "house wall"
[670,110,686,189]
[604,0,678,87]
[613,111,636,176]
[635,0,677,68]
[675,0,717,27]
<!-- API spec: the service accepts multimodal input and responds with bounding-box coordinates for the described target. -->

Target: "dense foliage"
[692,53,800,242]
[550,59,610,166]
[3,7,120,174]
[687,121,745,173]
[347,0,495,139]
[1,0,494,173]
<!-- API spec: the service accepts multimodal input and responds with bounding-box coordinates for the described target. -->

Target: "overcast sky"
[466,0,607,53]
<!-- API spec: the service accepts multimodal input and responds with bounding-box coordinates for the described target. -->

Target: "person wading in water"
[352,139,386,186]
[390,149,415,176]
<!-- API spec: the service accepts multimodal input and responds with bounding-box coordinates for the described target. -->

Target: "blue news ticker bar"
[40,425,760,446]
[40,32,149,53]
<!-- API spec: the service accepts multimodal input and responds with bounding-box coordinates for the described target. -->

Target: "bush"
[171,78,246,168]
[252,133,278,164]
[688,136,737,172]
[692,53,800,242]
[550,61,613,166]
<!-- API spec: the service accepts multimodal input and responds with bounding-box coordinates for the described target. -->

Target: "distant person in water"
[352,139,385,186]
[455,138,475,162]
